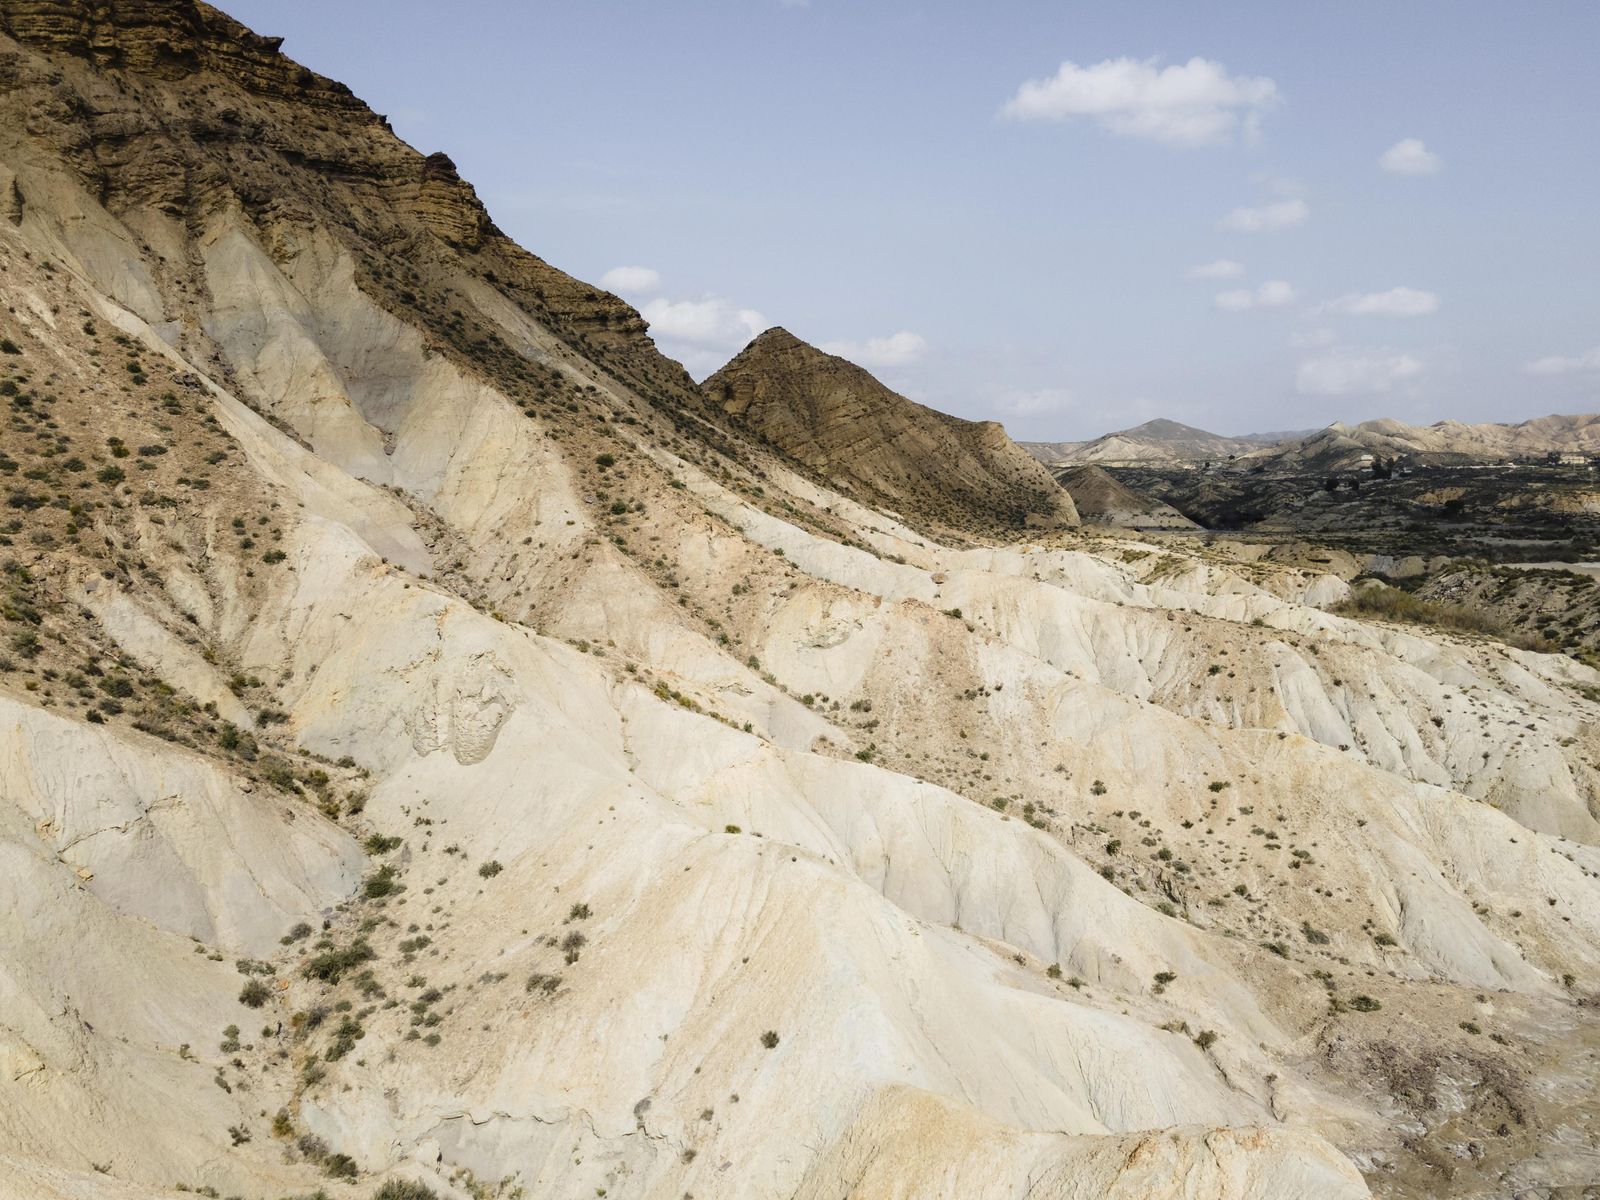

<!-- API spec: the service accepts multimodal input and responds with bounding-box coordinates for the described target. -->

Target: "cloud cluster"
[1216,197,1308,233]
[1296,349,1422,396]
[819,331,927,368]
[1002,56,1278,147]
[641,296,767,349]
[1188,259,1244,280]
[1526,344,1600,376]
[599,265,661,295]
[1215,280,1296,311]
[1379,138,1442,176]
[1322,287,1439,318]
[602,265,769,376]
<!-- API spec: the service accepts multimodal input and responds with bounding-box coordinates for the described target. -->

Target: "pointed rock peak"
[703,327,1078,533]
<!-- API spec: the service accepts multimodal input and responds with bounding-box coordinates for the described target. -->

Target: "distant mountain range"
[1021,419,1310,466]
[1025,414,1600,472]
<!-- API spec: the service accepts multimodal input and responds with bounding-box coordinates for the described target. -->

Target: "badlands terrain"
[0,5,1598,1200]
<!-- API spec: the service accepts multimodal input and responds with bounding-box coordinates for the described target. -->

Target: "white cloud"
[1188,258,1244,280]
[1323,286,1439,318]
[641,296,766,348]
[1525,344,1600,376]
[1255,280,1296,308]
[1216,197,1308,233]
[1296,349,1422,396]
[818,331,927,368]
[994,387,1074,418]
[1379,138,1442,176]
[1001,56,1279,147]
[599,265,661,295]
[1214,280,1296,311]
[1251,170,1305,197]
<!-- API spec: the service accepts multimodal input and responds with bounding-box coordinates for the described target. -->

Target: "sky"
[220,0,1600,440]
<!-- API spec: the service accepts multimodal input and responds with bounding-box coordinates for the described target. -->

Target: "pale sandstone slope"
[0,6,1597,1200]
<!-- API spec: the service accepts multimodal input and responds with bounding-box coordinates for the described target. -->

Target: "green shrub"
[373,1182,440,1200]
[239,979,271,1008]
[322,1153,358,1181]
[302,939,376,984]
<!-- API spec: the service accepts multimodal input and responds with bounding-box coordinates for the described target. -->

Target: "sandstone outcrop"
[706,328,1079,534]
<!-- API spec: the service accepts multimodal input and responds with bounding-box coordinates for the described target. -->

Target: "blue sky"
[222,0,1600,439]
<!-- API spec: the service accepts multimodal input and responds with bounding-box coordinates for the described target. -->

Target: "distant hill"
[1054,465,1199,530]
[1244,414,1600,473]
[704,328,1079,532]
[1024,419,1304,466]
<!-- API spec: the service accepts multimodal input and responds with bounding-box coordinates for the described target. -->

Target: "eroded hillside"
[0,6,1598,1200]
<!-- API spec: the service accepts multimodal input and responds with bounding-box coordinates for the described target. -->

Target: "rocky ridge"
[1053,464,1199,530]
[705,327,1080,535]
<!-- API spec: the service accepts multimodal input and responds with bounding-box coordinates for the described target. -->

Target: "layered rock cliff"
[706,327,1080,534]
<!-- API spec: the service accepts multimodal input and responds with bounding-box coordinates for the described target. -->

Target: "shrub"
[1348,995,1382,1012]
[325,1016,365,1061]
[477,860,503,878]
[1333,583,1534,647]
[362,865,398,899]
[760,1030,780,1049]
[239,979,271,1008]
[373,1183,440,1200]
[302,939,376,984]
[322,1153,358,1181]
[560,931,587,964]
